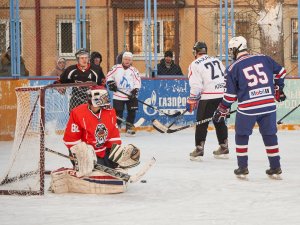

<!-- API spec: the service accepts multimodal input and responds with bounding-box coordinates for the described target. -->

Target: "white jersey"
[188,55,226,100]
[106,64,141,101]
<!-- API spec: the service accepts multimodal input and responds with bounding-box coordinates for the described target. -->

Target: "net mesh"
[0,83,94,195]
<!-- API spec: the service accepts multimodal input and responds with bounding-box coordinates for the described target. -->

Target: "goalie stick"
[116,89,181,118]
[153,110,237,133]
[117,116,145,128]
[45,148,155,183]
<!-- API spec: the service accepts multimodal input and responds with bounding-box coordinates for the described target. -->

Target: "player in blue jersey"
[213,36,286,179]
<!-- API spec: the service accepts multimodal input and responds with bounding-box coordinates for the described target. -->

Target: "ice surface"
[0,129,300,225]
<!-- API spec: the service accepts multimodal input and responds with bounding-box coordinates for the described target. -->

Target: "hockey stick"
[116,89,181,117]
[45,147,155,183]
[277,103,300,124]
[117,116,145,128]
[152,109,188,131]
[153,110,237,134]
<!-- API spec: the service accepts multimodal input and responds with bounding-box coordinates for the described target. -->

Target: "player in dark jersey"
[213,36,286,179]
[57,48,106,111]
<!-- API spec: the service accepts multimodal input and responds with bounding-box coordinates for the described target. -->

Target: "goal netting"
[0,82,95,195]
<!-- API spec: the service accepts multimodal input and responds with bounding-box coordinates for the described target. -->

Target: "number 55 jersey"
[222,54,286,115]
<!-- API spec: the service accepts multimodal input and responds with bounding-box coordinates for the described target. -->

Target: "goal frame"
[0,82,96,195]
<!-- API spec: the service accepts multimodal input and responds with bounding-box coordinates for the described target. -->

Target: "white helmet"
[228,36,247,60]
[228,36,247,50]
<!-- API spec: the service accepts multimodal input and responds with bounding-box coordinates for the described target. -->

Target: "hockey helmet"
[193,41,207,56]
[75,48,90,59]
[228,36,247,60]
[87,85,110,108]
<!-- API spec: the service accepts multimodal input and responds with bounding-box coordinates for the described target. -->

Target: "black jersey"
[59,63,104,85]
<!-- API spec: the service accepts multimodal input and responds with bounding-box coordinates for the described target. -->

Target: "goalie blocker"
[50,142,141,194]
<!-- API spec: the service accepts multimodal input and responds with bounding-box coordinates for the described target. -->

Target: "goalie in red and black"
[213,36,286,179]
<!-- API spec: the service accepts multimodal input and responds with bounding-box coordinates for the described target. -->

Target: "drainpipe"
[35,0,41,75]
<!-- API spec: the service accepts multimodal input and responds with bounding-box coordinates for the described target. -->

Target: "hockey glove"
[107,80,118,92]
[186,96,199,113]
[275,85,286,102]
[129,88,139,100]
[213,103,230,123]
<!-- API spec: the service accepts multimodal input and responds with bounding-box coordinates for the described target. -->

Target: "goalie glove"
[275,85,286,102]
[213,103,230,123]
[70,142,97,177]
[108,144,140,168]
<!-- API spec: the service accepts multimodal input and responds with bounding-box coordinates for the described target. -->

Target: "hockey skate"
[234,167,249,180]
[190,142,204,161]
[125,128,136,137]
[213,140,229,159]
[266,167,282,180]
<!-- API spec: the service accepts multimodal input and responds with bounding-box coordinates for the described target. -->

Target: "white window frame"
[291,18,298,59]
[58,19,76,58]
[0,19,22,55]
[124,18,175,60]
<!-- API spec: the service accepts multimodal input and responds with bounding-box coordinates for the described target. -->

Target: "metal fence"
[0,0,299,78]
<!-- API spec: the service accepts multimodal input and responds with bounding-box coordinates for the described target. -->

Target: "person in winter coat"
[0,46,29,76]
[157,50,183,76]
[46,57,66,76]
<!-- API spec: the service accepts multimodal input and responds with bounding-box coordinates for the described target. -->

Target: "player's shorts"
[235,111,277,136]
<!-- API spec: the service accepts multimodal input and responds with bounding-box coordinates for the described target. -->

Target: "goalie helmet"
[87,85,110,108]
[75,48,90,59]
[193,41,207,56]
[228,36,247,60]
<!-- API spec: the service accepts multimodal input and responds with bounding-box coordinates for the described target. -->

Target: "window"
[57,19,90,58]
[215,14,251,57]
[124,16,175,57]
[0,20,22,54]
[291,18,298,59]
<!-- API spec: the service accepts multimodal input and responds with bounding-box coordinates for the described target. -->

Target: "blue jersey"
[222,54,286,115]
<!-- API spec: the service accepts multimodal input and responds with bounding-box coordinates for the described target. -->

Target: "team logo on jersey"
[249,87,271,98]
[94,124,108,147]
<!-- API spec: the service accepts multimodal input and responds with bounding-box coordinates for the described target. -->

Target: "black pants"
[195,98,228,146]
[113,98,138,129]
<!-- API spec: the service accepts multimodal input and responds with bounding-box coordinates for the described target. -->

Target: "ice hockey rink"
[0,128,300,225]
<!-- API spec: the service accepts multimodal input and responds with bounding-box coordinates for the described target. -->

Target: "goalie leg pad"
[109,144,140,168]
[50,168,127,194]
[70,142,97,177]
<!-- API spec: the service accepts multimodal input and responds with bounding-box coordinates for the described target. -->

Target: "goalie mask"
[87,86,110,108]
[228,36,247,60]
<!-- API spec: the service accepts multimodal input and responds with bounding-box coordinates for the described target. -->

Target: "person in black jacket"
[90,51,105,79]
[57,48,105,111]
[157,50,183,76]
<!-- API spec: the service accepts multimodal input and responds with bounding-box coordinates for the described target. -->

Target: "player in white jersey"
[106,52,141,136]
[186,42,229,161]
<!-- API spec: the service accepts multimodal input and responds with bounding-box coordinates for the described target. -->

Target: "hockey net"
[0,82,96,195]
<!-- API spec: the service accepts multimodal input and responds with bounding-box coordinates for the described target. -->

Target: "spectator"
[0,46,29,76]
[157,50,183,76]
[46,57,66,77]
[90,51,105,79]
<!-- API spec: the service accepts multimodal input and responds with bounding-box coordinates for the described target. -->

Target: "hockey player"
[56,48,106,111]
[213,36,286,179]
[50,85,141,194]
[106,52,141,136]
[186,41,229,161]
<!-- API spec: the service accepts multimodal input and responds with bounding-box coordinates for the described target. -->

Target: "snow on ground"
[0,129,300,225]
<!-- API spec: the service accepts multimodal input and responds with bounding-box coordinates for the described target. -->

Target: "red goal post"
[0,82,96,195]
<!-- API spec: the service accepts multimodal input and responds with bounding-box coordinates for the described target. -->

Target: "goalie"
[50,85,140,194]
